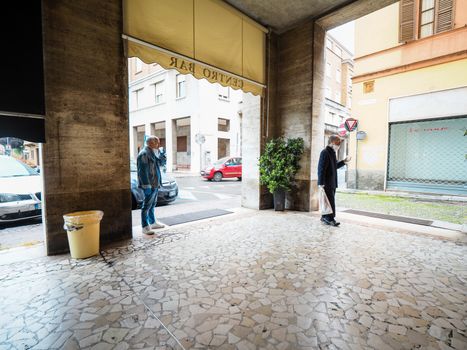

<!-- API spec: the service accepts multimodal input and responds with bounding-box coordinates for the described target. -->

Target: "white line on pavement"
[177,190,197,200]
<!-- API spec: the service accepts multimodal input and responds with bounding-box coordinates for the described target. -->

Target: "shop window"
[387,117,467,194]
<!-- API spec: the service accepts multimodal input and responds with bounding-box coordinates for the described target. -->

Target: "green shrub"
[259,137,304,193]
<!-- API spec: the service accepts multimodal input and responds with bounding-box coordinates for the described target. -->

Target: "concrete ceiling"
[224,0,356,32]
[225,0,400,32]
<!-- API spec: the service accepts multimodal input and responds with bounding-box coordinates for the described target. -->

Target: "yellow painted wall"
[355,3,400,58]
[349,58,467,174]
[455,0,467,29]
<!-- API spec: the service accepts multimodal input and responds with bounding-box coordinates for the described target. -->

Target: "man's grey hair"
[145,135,160,145]
[328,135,341,145]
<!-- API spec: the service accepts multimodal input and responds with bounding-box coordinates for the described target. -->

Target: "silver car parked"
[0,156,42,222]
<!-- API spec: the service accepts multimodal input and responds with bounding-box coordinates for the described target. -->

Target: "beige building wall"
[349,0,467,192]
[350,58,467,175]
[355,3,400,57]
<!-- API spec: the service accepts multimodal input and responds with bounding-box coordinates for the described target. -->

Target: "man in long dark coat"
[317,135,351,226]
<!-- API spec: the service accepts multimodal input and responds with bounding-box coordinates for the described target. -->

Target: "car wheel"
[237,177,242,181]
[131,194,137,210]
[213,172,223,182]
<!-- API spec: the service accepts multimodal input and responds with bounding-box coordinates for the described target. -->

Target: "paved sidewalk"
[0,210,466,349]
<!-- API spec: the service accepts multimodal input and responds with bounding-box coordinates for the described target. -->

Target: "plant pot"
[273,189,286,211]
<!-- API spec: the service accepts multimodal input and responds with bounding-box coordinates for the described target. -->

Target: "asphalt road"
[132,176,242,227]
[0,175,242,251]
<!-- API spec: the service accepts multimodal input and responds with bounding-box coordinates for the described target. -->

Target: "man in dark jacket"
[317,135,351,226]
[137,136,167,235]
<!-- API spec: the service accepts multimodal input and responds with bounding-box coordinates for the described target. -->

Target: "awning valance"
[123,0,267,96]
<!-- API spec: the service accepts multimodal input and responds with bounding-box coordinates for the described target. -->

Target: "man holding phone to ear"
[137,135,167,235]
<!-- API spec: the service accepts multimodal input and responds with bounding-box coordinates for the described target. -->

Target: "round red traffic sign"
[338,123,347,137]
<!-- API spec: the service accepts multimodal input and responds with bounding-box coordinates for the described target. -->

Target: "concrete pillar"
[171,119,177,170]
[241,93,262,209]
[42,1,131,255]
[258,21,327,212]
[166,118,174,172]
[309,24,327,211]
[275,21,314,211]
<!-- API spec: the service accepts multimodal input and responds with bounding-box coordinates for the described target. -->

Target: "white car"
[0,156,42,223]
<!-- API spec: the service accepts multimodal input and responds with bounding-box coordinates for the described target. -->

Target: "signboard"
[344,118,358,132]
[195,133,206,144]
[356,131,367,140]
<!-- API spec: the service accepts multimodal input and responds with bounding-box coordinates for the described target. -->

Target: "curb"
[337,207,465,233]
[337,188,467,203]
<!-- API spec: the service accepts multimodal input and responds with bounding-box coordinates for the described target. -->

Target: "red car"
[201,157,242,182]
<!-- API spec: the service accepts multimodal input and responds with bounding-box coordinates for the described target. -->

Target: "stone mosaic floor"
[0,211,466,349]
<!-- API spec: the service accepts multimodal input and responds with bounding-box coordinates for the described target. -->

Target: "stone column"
[241,93,262,209]
[276,21,315,211]
[42,1,132,255]
[309,23,327,211]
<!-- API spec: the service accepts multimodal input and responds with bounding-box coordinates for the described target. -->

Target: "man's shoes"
[321,217,340,227]
[321,217,332,225]
[142,226,155,235]
[151,222,165,229]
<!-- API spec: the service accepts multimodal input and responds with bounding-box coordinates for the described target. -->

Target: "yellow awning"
[123,0,267,96]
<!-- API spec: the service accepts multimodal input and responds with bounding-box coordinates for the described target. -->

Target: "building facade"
[349,0,467,195]
[324,33,354,186]
[128,58,243,173]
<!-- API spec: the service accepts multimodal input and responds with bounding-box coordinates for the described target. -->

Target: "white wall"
[129,68,242,173]
[389,86,467,122]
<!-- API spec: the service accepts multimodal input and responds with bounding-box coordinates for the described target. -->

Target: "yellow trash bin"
[63,210,104,259]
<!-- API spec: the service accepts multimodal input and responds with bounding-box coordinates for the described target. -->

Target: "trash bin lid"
[63,210,104,224]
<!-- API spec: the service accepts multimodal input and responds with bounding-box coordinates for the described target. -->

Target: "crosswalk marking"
[177,189,239,201]
[212,193,233,200]
[177,190,197,200]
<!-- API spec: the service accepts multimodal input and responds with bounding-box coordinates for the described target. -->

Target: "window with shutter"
[436,0,453,33]
[420,0,435,38]
[399,0,416,42]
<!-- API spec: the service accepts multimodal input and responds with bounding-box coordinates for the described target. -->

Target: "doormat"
[343,209,433,226]
[159,209,233,226]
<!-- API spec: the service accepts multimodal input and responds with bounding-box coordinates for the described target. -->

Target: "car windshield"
[0,156,39,177]
[213,157,230,166]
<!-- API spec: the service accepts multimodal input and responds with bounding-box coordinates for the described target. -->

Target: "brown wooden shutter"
[399,0,416,42]
[177,136,187,152]
[436,0,454,33]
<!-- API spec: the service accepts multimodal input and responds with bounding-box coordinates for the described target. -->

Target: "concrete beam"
[317,0,398,30]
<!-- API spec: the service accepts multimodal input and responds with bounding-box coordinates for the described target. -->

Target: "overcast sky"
[328,21,355,55]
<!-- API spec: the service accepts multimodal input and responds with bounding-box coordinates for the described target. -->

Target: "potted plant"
[259,137,304,211]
